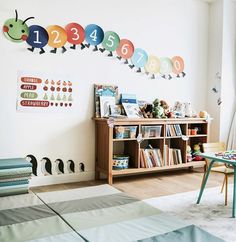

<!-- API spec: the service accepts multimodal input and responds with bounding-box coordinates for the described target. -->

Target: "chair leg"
[200,164,207,190]
[225,175,228,206]
[221,176,226,193]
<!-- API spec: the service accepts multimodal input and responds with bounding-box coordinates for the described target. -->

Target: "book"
[121,93,137,104]
[174,124,182,136]
[140,150,145,168]
[94,84,118,117]
[100,96,116,117]
[122,103,143,118]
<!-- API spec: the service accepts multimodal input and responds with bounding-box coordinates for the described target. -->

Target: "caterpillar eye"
[9,24,13,28]
[22,30,25,33]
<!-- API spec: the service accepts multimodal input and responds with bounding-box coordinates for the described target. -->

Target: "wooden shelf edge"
[112,161,206,176]
[188,134,208,137]
[113,138,138,141]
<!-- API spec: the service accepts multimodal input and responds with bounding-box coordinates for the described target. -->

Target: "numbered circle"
[85,24,104,46]
[46,25,67,48]
[172,56,184,74]
[65,23,85,45]
[116,39,134,59]
[144,56,160,74]
[131,48,148,68]
[26,25,49,48]
[102,31,120,51]
[160,57,172,75]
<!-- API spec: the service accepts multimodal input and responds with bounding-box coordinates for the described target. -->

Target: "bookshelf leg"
[95,170,100,180]
[108,172,113,185]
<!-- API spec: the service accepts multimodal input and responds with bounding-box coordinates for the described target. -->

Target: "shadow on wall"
[25,154,84,176]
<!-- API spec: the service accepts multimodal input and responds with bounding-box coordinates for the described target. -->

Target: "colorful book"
[94,84,118,117]
[122,103,143,118]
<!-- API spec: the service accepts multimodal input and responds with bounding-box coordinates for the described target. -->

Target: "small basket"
[113,155,129,169]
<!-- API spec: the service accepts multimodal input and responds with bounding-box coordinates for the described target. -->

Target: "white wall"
[0,0,209,183]
[207,0,223,142]
[207,0,236,143]
[220,0,236,143]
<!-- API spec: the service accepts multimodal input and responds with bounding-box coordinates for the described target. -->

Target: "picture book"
[100,96,116,117]
[121,93,137,104]
[94,84,118,117]
[122,102,143,118]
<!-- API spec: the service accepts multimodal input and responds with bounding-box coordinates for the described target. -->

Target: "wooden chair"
[202,142,234,205]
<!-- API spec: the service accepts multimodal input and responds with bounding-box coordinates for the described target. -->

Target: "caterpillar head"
[3,10,34,42]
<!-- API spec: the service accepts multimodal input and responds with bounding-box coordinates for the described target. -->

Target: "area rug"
[144,185,236,242]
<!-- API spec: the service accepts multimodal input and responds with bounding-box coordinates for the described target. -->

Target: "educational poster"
[17,71,74,112]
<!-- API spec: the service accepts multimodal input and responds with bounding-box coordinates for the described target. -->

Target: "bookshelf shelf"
[112,161,206,176]
[188,134,208,137]
[142,137,164,140]
[113,138,138,141]
[165,136,182,139]
[94,118,209,184]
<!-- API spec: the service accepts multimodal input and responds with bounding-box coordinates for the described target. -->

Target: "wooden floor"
[30,168,233,200]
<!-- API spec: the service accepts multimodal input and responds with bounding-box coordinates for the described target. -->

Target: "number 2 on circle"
[51,30,61,44]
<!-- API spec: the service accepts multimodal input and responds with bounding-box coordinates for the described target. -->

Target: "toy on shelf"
[141,103,153,118]
[199,110,208,118]
[187,145,193,162]
[192,144,202,161]
[173,101,185,118]
[152,99,168,118]
[183,102,193,117]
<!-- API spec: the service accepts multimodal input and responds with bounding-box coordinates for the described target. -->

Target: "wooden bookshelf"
[94,118,209,185]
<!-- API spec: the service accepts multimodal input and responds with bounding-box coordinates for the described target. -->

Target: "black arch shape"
[41,157,52,175]
[26,154,37,176]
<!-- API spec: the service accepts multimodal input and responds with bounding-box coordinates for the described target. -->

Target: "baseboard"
[29,171,95,187]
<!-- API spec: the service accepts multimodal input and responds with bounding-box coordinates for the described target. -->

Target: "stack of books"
[0,158,32,196]
[163,145,183,165]
[166,124,182,137]
[140,148,163,168]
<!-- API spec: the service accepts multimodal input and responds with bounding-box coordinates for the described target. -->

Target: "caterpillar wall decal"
[3,10,186,79]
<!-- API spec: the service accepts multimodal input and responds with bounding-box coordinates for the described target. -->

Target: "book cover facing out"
[94,84,118,117]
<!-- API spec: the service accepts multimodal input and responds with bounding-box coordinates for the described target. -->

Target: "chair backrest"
[202,142,226,167]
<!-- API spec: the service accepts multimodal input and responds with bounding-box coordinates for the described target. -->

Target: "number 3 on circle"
[65,23,85,45]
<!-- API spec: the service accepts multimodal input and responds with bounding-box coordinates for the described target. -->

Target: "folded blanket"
[0,179,29,187]
[0,167,32,178]
[0,184,29,197]
[0,176,31,183]
[0,158,32,169]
